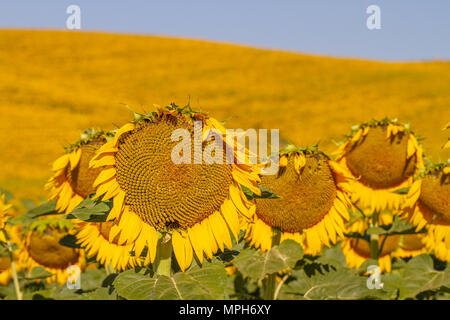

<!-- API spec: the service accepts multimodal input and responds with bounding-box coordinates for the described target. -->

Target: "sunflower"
[19,219,86,285]
[335,119,424,212]
[244,146,352,255]
[75,221,140,271]
[0,225,23,286]
[46,128,113,214]
[403,162,450,261]
[89,104,260,272]
[342,213,399,272]
[392,234,427,259]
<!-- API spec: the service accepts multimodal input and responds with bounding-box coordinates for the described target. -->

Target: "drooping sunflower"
[342,213,400,272]
[19,219,86,285]
[244,146,352,255]
[46,129,113,214]
[335,119,424,212]
[75,221,140,271]
[392,234,427,259]
[403,162,450,261]
[89,104,260,271]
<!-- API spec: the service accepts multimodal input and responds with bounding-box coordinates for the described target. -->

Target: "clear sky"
[0,0,449,61]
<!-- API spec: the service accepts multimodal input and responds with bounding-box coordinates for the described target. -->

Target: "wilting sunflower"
[335,119,424,212]
[46,129,113,214]
[342,213,400,272]
[392,234,427,259]
[244,146,352,255]
[403,162,450,261]
[19,219,85,285]
[89,104,260,272]
[76,221,140,271]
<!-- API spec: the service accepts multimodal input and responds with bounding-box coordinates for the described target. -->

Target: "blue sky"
[0,0,449,61]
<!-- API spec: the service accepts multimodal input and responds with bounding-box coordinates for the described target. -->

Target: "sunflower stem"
[155,233,172,277]
[262,228,281,300]
[2,230,22,300]
[370,211,380,260]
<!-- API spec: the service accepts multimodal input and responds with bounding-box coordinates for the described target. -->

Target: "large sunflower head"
[244,145,352,255]
[46,128,114,214]
[19,218,85,285]
[342,213,400,273]
[335,119,424,212]
[75,220,141,271]
[403,162,450,261]
[89,103,261,271]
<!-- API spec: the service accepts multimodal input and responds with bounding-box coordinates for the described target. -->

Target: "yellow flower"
[335,120,424,212]
[75,221,140,271]
[46,129,112,214]
[244,148,352,255]
[403,164,450,261]
[342,214,399,273]
[89,104,260,272]
[0,225,24,286]
[443,122,450,149]
[19,219,85,286]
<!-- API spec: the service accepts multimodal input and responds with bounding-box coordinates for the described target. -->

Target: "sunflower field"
[1,30,450,301]
[1,102,449,301]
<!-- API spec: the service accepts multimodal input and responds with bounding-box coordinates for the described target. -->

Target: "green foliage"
[63,196,111,222]
[114,260,227,300]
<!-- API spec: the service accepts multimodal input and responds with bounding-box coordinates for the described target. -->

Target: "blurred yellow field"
[0,29,449,204]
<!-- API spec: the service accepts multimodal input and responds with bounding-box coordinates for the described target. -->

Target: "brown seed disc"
[28,228,79,269]
[419,171,450,224]
[255,153,337,233]
[115,114,233,231]
[345,126,416,189]
[351,235,400,258]
[401,234,425,251]
[66,138,106,198]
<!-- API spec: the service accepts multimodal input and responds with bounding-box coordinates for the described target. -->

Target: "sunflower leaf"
[59,234,81,248]
[280,268,395,300]
[383,254,450,299]
[23,267,53,280]
[114,260,227,300]
[241,185,281,200]
[63,197,112,222]
[25,200,58,218]
[233,240,303,281]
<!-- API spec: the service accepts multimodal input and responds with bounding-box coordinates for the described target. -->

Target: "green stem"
[154,233,172,277]
[2,230,22,300]
[262,228,281,300]
[370,211,380,260]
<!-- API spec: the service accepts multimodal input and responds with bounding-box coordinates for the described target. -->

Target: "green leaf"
[63,197,112,222]
[26,200,58,218]
[366,226,387,235]
[233,240,303,280]
[241,185,281,201]
[114,260,227,300]
[282,268,394,300]
[383,254,450,299]
[23,267,53,280]
[83,287,117,300]
[391,187,410,195]
[59,234,81,249]
[80,269,108,292]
